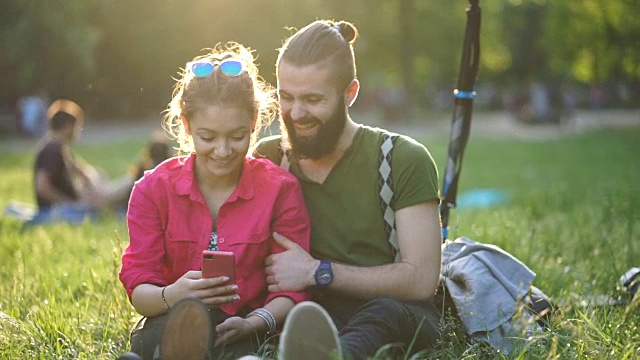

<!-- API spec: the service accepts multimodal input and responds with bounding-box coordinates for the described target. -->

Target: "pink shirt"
[119,154,310,315]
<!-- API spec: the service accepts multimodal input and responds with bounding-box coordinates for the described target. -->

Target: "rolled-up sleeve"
[265,175,311,304]
[119,179,168,300]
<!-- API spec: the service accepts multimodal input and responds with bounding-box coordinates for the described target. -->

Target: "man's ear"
[344,79,360,107]
[181,116,192,136]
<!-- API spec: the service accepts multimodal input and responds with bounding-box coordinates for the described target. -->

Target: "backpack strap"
[379,133,400,262]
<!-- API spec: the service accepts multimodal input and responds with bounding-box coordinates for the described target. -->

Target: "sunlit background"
[0,0,638,124]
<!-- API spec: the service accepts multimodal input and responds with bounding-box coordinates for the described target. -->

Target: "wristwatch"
[314,260,334,288]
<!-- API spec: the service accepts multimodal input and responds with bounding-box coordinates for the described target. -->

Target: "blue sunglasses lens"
[191,62,215,78]
[219,60,243,76]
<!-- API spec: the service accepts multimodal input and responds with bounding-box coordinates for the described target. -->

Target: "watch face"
[316,269,333,285]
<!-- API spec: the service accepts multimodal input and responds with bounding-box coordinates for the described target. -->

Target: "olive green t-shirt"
[252,125,439,266]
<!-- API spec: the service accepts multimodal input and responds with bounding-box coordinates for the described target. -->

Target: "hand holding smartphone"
[201,250,236,284]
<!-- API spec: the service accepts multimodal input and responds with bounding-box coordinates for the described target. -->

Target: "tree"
[0,1,100,99]
[543,0,640,83]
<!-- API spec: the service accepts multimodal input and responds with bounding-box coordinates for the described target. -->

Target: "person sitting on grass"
[129,130,173,182]
[253,19,443,360]
[118,43,311,360]
[31,99,134,224]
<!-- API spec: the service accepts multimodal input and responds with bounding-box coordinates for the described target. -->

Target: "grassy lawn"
[0,126,638,359]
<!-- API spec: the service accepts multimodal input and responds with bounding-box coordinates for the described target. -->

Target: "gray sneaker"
[278,301,342,360]
[117,352,141,360]
[160,297,212,360]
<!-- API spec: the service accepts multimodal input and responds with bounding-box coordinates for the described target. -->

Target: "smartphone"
[201,250,236,283]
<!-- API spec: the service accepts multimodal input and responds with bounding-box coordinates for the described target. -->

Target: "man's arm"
[68,155,100,188]
[34,171,74,204]
[331,200,442,300]
[265,199,442,301]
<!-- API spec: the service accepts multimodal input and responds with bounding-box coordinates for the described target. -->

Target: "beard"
[283,101,347,159]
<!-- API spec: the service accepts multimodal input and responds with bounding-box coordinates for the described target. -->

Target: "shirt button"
[219,237,225,243]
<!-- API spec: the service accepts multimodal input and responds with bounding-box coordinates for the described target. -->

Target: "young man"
[34,100,94,211]
[32,99,133,224]
[253,20,443,360]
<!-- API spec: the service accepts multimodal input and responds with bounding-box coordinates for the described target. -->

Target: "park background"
[1,0,639,124]
[0,0,639,359]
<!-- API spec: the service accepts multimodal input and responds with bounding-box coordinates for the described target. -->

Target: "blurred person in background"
[31,99,134,224]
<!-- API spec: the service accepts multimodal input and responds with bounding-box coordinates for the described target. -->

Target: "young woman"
[119,43,310,359]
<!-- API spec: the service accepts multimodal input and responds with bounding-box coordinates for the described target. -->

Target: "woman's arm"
[131,273,238,318]
[120,180,169,308]
[214,296,295,347]
[246,296,295,334]
[263,177,311,304]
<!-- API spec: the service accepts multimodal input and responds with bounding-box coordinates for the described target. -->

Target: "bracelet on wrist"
[247,308,276,334]
[161,286,171,310]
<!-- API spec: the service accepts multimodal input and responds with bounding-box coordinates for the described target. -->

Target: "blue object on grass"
[29,202,100,225]
[456,188,509,209]
[3,201,37,221]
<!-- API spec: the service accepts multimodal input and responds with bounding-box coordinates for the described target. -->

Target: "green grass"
[1,127,639,359]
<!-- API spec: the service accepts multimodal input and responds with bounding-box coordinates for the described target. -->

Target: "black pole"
[440,0,481,240]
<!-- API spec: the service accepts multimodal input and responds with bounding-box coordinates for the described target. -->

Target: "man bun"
[334,21,359,45]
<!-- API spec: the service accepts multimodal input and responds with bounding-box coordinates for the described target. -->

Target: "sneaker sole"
[279,301,342,360]
[161,297,212,360]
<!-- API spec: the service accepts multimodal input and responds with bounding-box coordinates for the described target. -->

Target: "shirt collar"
[175,154,199,201]
[227,158,255,202]
[174,154,254,202]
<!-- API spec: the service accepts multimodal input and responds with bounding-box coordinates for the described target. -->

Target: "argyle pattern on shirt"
[379,133,400,262]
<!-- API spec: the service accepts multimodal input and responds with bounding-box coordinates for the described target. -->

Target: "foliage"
[0,1,101,95]
[543,0,640,83]
[0,123,638,358]
[1,0,638,117]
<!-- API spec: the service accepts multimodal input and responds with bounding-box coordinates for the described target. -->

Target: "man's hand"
[265,232,319,292]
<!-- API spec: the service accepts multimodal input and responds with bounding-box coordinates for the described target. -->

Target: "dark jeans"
[129,308,267,360]
[316,293,443,360]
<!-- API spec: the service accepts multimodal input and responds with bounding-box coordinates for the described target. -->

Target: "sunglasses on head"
[186,58,246,78]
